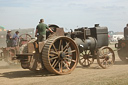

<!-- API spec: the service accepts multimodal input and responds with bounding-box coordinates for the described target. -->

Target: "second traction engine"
[70,25,109,52]
[66,25,115,68]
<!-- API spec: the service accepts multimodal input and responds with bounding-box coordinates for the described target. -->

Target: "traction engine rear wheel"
[79,50,94,67]
[42,36,79,74]
[97,46,115,69]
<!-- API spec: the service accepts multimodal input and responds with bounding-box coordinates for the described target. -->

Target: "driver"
[35,19,53,42]
[124,24,128,40]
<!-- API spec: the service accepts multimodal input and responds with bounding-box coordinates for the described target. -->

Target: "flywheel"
[42,36,79,74]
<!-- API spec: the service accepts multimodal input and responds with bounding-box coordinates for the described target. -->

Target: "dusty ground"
[0,44,128,85]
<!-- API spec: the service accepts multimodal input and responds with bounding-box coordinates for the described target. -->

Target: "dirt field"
[0,44,128,85]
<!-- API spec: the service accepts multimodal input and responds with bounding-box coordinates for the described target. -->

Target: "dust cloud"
[0,60,21,69]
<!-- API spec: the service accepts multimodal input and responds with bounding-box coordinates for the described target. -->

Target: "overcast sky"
[0,0,128,32]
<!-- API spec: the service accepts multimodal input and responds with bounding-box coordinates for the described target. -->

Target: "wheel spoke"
[65,50,76,54]
[64,48,68,53]
[100,54,106,58]
[59,39,62,51]
[52,44,57,52]
[65,58,76,63]
[50,51,58,55]
[51,59,57,66]
[65,57,72,61]
[71,59,76,63]
[60,61,63,72]
[59,39,64,51]
[87,51,91,55]
[87,60,89,65]
[65,55,72,57]
[59,62,61,72]
[49,54,56,57]
[87,59,91,64]
[61,45,63,51]
[64,60,70,66]
[63,61,70,70]
[83,60,86,65]
[107,53,112,56]
[80,57,84,60]
[81,52,84,56]
[82,60,86,64]
[63,42,70,51]
[50,56,59,60]
[53,60,59,68]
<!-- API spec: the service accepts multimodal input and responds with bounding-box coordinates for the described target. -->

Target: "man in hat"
[12,31,19,47]
[6,30,12,47]
[124,24,128,40]
[35,19,53,42]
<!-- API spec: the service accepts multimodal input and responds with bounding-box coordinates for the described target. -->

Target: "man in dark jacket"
[124,24,128,40]
[6,30,12,47]
[35,19,53,42]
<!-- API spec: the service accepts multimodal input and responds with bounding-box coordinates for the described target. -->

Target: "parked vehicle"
[111,35,124,42]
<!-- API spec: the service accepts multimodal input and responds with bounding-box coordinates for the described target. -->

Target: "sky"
[0,0,128,32]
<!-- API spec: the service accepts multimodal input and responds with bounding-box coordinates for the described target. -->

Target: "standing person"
[35,19,53,70]
[6,30,12,47]
[35,19,53,42]
[124,24,128,40]
[12,31,19,47]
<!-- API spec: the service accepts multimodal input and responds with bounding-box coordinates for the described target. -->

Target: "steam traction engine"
[115,39,128,62]
[69,25,115,69]
[16,24,115,75]
[0,34,32,64]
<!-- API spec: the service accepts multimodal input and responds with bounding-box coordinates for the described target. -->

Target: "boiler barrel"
[74,37,97,53]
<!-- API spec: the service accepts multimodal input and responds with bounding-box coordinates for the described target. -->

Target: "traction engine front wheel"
[97,46,115,69]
